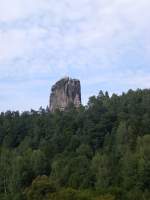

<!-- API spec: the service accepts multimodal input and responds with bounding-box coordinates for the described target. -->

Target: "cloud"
[0,0,150,110]
[0,0,50,22]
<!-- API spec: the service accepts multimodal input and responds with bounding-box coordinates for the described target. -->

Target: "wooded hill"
[0,89,150,200]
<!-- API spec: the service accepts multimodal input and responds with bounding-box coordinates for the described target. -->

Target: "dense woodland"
[0,89,150,200]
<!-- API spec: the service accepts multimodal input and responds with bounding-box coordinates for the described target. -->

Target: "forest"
[0,89,150,200]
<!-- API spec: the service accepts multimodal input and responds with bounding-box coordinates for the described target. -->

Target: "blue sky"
[0,0,150,111]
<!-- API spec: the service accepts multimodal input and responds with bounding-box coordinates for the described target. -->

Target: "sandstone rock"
[49,77,81,112]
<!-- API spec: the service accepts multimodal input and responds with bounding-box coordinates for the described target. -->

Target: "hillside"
[0,89,150,200]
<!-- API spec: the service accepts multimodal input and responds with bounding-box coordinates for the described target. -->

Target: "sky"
[0,0,150,111]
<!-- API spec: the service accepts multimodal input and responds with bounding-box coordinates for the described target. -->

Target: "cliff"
[49,77,81,112]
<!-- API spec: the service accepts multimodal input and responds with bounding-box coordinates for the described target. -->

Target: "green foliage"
[92,153,111,189]
[0,89,150,200]
[25,175,56,200]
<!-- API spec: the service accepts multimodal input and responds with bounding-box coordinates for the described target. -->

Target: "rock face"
[49,77,81,112]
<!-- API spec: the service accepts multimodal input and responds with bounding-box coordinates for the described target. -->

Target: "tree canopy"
[0,89,150,200]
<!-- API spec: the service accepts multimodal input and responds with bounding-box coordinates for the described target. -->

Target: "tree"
[91,153,111,189]
[25,175,56,200]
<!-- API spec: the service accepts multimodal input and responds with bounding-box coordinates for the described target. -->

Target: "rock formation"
[49,77,81,112]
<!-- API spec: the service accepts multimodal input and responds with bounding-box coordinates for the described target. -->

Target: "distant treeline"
[0,89,150,200]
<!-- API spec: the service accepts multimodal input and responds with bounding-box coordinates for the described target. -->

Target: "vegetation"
[0,89,150,200]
